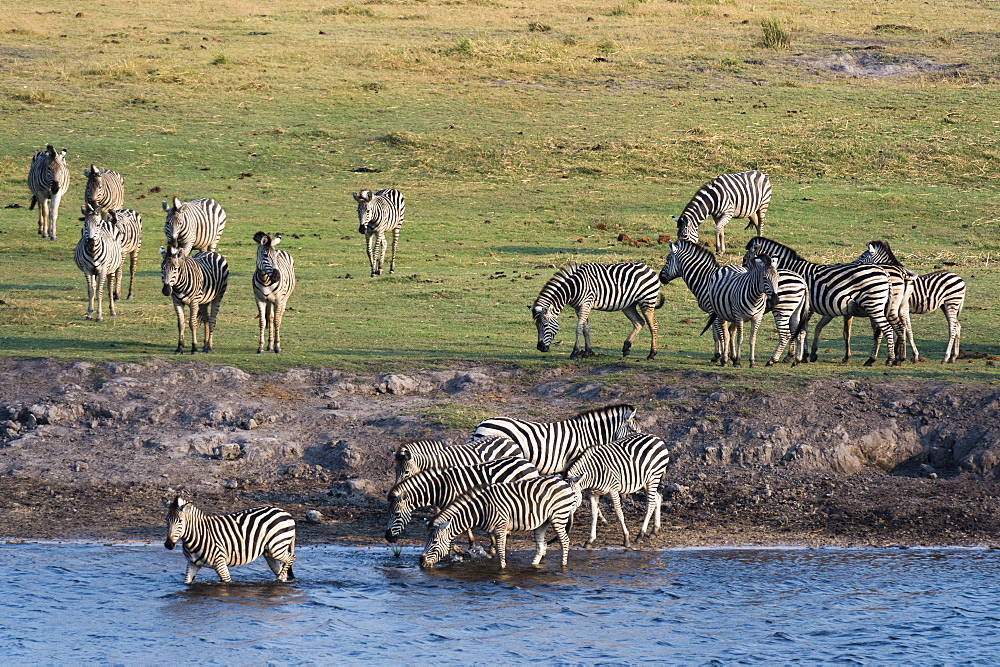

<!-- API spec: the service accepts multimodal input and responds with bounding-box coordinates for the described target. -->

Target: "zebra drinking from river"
[28,145,70,241]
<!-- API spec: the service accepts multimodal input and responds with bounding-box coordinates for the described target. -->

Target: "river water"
[2,542,998,663]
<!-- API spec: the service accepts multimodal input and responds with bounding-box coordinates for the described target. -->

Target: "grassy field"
[0,0,997,381]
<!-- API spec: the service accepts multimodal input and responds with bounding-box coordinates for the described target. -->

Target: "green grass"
[0,0,997,382]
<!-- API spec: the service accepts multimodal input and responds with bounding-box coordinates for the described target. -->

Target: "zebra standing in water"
[565,433,671,548]
[856,240,965,363]
[28,145,70,241]
[385,457,540,544]
[160,241,229,354]
[74,207,123,322]
[705,253,779,368]
[105,208,142,300]
[421,476,581,570]
[531,262,663,360]
[162,196,227,257]
[83,165,125,219]
[353,188,404,277]
[745,237,897,366]
[471,404,639,475]
[674,170,771,255]
[252,232,296,354]
[164,497,296,583]
[393,436,523,483]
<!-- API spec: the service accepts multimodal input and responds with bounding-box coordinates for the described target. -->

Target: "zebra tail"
[286,565,295,580]
[700,313,716,336]
[29,195,37,210]
[654,293,665,310]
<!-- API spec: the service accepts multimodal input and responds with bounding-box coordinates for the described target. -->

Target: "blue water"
[2,542,999,663]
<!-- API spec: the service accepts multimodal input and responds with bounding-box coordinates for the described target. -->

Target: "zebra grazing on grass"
[353,188,404,277]
[855,240,965,363]
[74,208,123,322]
[106,208,142,300]
[471,404,639,475]
[661,240,809,365]
[160,241,229,354]
[531,262,663,360]
[385,457,540,544]
[164,497,296,583]
[705,253,779,368]
[745,237,897,366]
[675,170,771,255]
[28,145,70,241]
[392,436,522,483]
[253,232,296,354]
[421,476,581,570]
[83,164,125,218]
[162,196,227,257]
[565,433,671,548]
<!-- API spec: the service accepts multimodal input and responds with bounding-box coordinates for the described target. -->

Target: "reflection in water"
[1,542,999,662]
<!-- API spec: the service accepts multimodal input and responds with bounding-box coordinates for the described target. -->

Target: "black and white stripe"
[83,164,125,219]
[162,196,227,257]
[471,404,639,475]
[565,433,671,548]
[745,237,897,366]
[74,208,123,322]
[160,241,229,354]
[252,232,296,354]
[393,436,522,483]
[705,253,779,368]
[106,208,142,300]
[420,475,581,570]
[385,457,540,543]
[28,145,70,241]
[675,170,771,255]
[164,497,296,583]
[531,262,663,360]
[353,188,404,277]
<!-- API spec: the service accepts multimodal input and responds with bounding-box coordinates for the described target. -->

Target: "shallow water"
[2,542,999,663]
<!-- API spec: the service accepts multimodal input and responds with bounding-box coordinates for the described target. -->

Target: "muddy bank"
[1,357,998,548]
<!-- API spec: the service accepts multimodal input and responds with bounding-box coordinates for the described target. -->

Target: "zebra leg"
[48,191,63,241]
[84,273,97,321]
[183,560,202,584]
[811,314,835,363]
[108,267,120,317]
[638,483,660,539]
[620,305,644,359]
[748,314,763,368]
[585,493,600,548]
[554,519,571,569]
[126,251,137,300]
[173,303,186,354]
[213,560,233,584]
[495,530,508,569]
[732,320,744,367]
[768,309,791,366]
[864,311,896,367]
[187,304,200,354]
[570,306,588,358]
[643,306,658,360]
[264,554,294,581]
[610,491,630,548]
[389,226,400,274]
[256,298,268,354]
[532,524,549,565]
[713,212,733,255]
[365,229,377,277]
[37,198,48,237]
[712,318,726,366]
[203,299,222,353]
[375,231,388,276]
[95,272,106,323]
[273,301,286,353]
[943,304,960,363]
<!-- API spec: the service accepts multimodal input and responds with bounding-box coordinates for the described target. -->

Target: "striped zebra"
[164,497,296,583]
[160,241,229,354]
[162,196,227,257]
[385,457,540,544]
[83,164,125,219]
[28,145,70,241]
[393,436,522,483]
[74,207,123,322]
[253,232,296,354]
[855,241,965,363]
[421,475,581,570]
[471,404,638,475]
[674,170,771,255]
[353,188,404,277]
[531,262,663,360]
[106,208,142,300]
[661,240,809,365]
[744,237,897,366]
[705,253,779,368]
[565,433,671,548]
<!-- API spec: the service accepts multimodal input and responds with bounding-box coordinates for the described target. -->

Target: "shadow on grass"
[495,246,623,257]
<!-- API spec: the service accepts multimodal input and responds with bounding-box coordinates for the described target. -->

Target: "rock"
[919,463,937,477]
[223,479,239,489]
[305,509,323,524]
[709,392,729,403]
[444,372,494,394]
[380,374,421,395]
[328,478,382,504]
[215,443,242,460]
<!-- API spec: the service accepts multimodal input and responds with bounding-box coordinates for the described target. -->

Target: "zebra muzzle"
[164,538,176,550]
[384,529,398,543]
[537,342,550,352]
[161,284,172,297]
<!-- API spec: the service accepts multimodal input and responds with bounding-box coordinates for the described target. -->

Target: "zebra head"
[529,303,559,352]
[748,253,780,308]
[384,486,411,543]
[162,196,185,241]
[613,404,640,439]
[675,214,700,244]
[353,189,375,234]
[164,496,189,550]
[420,518,457,569]
[160,242,183,297]
[80,206,107,250]
[254,231,282,282]
[659,242,683,284]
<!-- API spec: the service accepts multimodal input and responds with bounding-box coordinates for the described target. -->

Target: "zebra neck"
[678,197,710,225]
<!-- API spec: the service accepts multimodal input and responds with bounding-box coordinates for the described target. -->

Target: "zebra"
[744,237,897,366]
[162,196,227,257]
[74,207,124,322]
[28,145,70,241]
[252,232,296,354]
[704,252,779,368]
[353,188,404,277]
[661,240,809,365]
[385,457,540,544]
[420,475,581,570]
[674,170,771,255]
[531,262,663,360]
[105,208,142,300]
[160,241,229,354]
[83,164,125,219]
[471,404,639,475]
[393,436,523,483]
[855,240,965,363]
[163,496,296,583]
[564,433,671,548]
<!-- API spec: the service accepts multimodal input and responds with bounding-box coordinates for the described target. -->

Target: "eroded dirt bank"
[1,357,998,549]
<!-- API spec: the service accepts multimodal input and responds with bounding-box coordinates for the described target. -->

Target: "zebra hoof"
[646,352,656,360]
[257,349,264,354]
[274,348,281,354]
[863,358,875,367]
[96,317,103,323]
[766,359,775,367]
[174,349,184,355]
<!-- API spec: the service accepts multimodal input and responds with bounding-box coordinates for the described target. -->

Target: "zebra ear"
[868,242,878,253]
[172,196,183,210]
[271,234,282,246]
[161,200,170,212]
[161,497,172,508]
[352,191,361,202]
[159,246,167,259]
[671,216,679,222]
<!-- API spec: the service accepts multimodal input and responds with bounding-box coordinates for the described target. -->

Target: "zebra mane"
[747,237,801,261]
[868,240,904,266]
[534,264,581,306]
[679,239,720,266]
[572,403,635,421]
